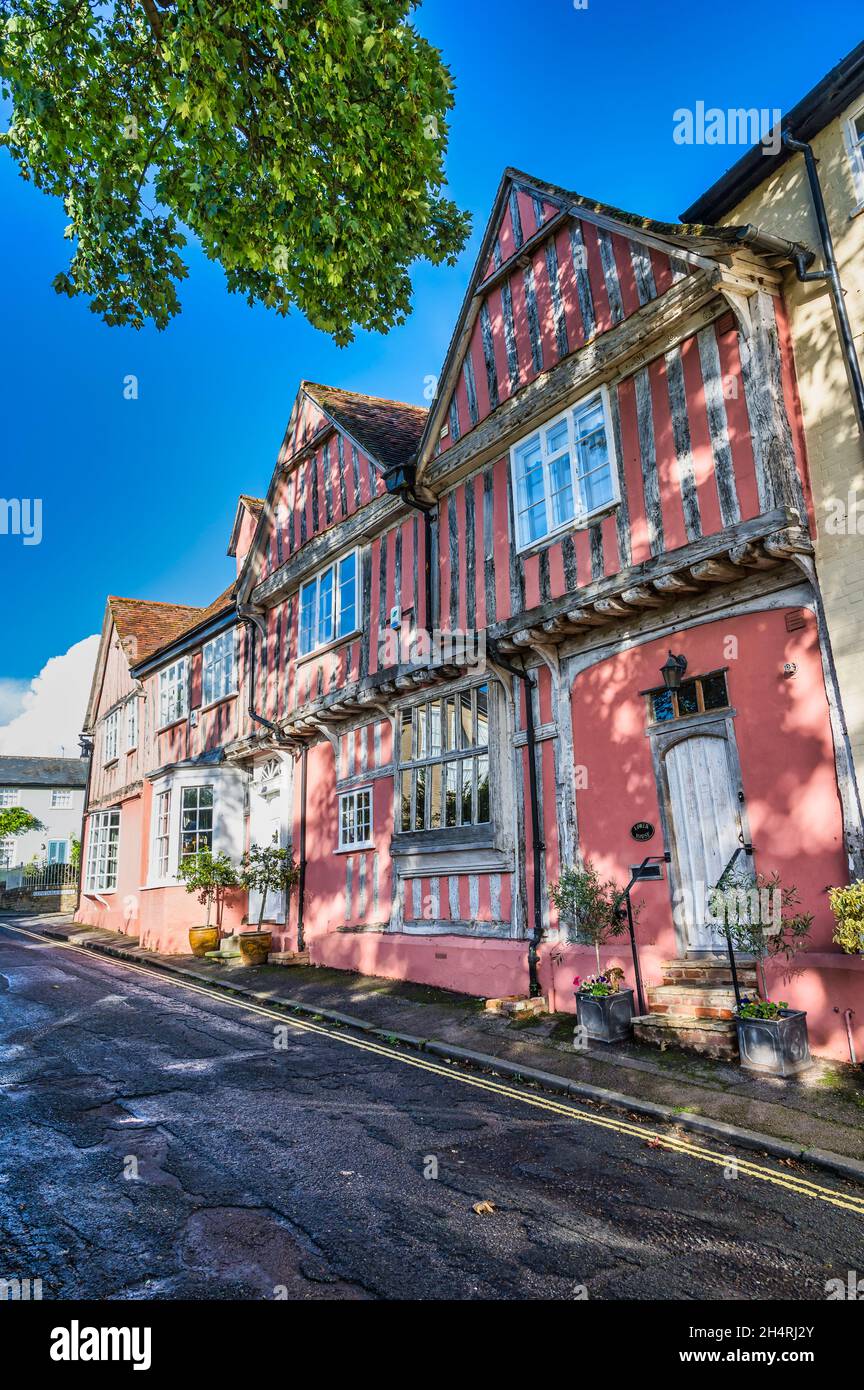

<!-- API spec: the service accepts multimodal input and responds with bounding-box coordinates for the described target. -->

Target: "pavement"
[2,913,864,1301]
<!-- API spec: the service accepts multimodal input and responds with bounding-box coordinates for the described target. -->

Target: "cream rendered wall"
[720,101,864,782]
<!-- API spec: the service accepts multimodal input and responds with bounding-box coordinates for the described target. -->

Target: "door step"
[631,956,749,1060]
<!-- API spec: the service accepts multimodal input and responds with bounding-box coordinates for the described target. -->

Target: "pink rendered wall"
[76,792,144,938]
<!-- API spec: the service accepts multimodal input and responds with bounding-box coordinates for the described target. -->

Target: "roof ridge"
[108,595,204,611]
[303,380,428,414]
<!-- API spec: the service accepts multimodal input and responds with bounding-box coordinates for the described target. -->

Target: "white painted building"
[0,756,89,870]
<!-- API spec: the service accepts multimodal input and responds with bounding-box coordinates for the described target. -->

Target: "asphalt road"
[1,917,863,1302]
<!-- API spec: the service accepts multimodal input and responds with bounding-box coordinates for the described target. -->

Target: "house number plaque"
[630,821,655,842]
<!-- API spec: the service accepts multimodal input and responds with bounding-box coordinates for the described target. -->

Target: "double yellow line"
[4,919,864,1217]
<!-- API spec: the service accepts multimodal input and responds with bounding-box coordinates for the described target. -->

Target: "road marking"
[4,919,864,1216]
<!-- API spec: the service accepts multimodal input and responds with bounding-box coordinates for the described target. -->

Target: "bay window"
[299,551,358,657]
[398,684,490,834]
[510,388,618,550]
[159,658,188,727]
[203,629,236,705]
[85,810,120,892]
[180,785,213,858]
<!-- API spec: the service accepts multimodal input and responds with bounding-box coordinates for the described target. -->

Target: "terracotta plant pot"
[238,930,272,967]
[189,925,220,958]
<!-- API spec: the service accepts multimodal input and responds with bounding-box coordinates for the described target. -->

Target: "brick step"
[632,1012,739,1060]
[646,985,737,1020]
[661,960,758,989]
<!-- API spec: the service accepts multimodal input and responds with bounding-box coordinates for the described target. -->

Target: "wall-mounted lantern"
[660,651,688,691]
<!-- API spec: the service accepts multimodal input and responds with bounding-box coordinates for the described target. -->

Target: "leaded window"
[398,684,490,833]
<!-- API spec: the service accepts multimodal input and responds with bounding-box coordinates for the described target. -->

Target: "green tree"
[177,848,239,933]
[0,807,45,840]
[549,862,632,976]
[0,0,470,340]
[241,838,299,930]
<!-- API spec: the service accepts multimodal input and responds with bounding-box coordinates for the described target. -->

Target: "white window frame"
[338,786,374,852]
[0,788,20,808]
[844,99,864,209]
[298,548,360,658]
[85,809,121,893]
[202,629,237,707]
[126,698,138,751]
[147,764,245,887]
[154,789,171,879]
[508,386,620,553]
[179,784,214,860]
[158,657,189,728]
[50,789,73,809]
[103,709,119,764]
[0,838,17,868]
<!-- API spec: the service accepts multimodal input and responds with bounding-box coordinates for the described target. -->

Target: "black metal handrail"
[712,842,755,1010]
[619,853,671,1017]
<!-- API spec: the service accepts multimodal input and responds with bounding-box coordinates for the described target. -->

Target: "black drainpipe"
[781,131,864,436]
[489,645,545,998]
[238,606,286,742]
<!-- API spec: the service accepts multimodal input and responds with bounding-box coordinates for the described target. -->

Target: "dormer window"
[510,387,619,551]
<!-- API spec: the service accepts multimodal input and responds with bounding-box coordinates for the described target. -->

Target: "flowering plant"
[737,997,789,1021]
[575,972,622,998]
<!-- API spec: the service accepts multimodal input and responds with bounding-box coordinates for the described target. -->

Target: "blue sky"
[1,0,861,689]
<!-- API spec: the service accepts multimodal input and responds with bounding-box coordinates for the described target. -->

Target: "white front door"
[663,732,745,952]
[247,756,292,927]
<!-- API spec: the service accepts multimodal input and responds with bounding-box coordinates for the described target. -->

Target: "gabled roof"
[228,495,266,558]
[301,381,427,473]
[108,595,205,663]
[0,755,88,788]
[413,166,766,480]
[681,41,864,223]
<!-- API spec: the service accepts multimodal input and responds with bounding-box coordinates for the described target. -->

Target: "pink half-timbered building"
[77,170,864,1063]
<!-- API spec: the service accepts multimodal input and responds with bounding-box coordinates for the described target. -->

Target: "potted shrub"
[550,863,634,1043]
[735,998,812,1078]
[239,838,300,966]
[829,880,864,957]
[177,849,240,957]
[710,866,814,1075]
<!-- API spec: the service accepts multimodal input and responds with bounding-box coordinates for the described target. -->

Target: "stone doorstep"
[269,950,311,967]
[632,1013,739,1060]
[647,986,738,1020]
[485,995,548,1017]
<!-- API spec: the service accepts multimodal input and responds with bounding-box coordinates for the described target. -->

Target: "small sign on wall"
[630,821,655,842]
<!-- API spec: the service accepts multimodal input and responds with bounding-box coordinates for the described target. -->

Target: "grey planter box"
[576,988,634,1043]
[736,1009,811,1077]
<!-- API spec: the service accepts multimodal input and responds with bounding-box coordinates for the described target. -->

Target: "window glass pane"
[299,580,316,655]
[337,553,357,636]
[429,764,443,829]
[677,680,699,716]
[445,762,458,827]
[520,502,547,545]
[548,453,575,528]
[414,767,426,831]
[461,759,473,826]
[428,701,443,756]
[317,567,334,645]
[459,692,472,748]
[855,113,864,141]
[651,690,675,722]
[477,755,490,824]
[545,419,569,455]
[415,704,427,759]
[400,708,413,761]
[573,398,613,513]
[701,672,729,710]
[445,697,456,751]
[400,771,411,832]
[475,685,489,748]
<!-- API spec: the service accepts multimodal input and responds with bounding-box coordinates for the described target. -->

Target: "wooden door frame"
[648,709,753,957]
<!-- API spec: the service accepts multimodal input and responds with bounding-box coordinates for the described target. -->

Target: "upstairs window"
[159,658,188,727]
[51,789,73,808]
[647,669,730,724]
[510,389,618,551]
[0,789,20,807]
[126,699,138,751]
[398,684,490,833]
[103,709,119,763]
[0,839,16,868]
[845,102,864,205]
[298,551,358,657]
[203,629,236,705]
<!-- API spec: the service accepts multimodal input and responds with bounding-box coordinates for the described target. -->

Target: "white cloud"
[0,635,100,757]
